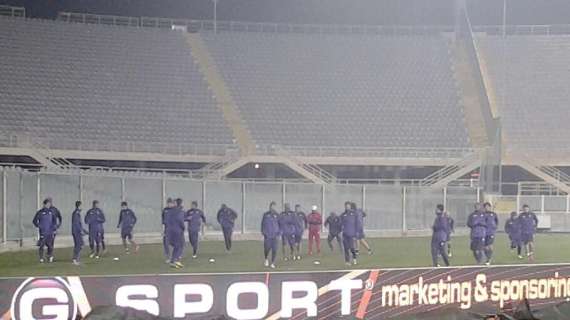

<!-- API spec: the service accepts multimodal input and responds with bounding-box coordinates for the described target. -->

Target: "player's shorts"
[121,228,133,240]
[484,234,495,246]
[470,237,485,251]
[521,233,534,244]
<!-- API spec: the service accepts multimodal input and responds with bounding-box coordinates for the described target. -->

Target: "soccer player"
[519,204,539,261]
[217,204,238,252]
[46,197,62,243]
[164,198,186,268]
[293,204,307,260]
[444,211,455,257]
[467,202,486,265]
[279,203,297,261]
[71,201,88,266]
[185,201,206,258]
[483,202,498,265]
[431,204,450,267]
[161,199,172,263]
[351,202,373,255]
[504,211,522,259]
[325,212,342,252]
[33,198,58,263]
[307,205,322,255]
[261,201,281,268]
[84,200,106,259]
[117,201,139,254]
[341,201,359,266]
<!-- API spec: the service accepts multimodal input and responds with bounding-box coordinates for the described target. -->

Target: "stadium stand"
[476,35,570,152]
[201,31,471,149]
[0,16,235,153]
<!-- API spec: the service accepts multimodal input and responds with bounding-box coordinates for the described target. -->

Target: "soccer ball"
[313,260,321,265]
[113,257,120,261]
[209,258,216,263]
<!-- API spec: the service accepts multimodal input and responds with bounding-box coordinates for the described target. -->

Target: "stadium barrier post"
[516,194,520,213]
[321,184,326,232]
[443,187,448,209]
[161,178,166,209]
[402,186,407,234]
[566,194,570,213]
[202,181,206,236]
[361,185,366,212]
[36,172,41,212]
[476,187,481,203]
[241,182,245,235]
[79,174,83,204]
[541,195,545,214]
[2,170,6,244]
[20,172,25,245]
[121,177,126,202]
[282,182,286,206]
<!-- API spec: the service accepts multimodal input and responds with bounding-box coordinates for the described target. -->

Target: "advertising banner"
[2,263,570,319]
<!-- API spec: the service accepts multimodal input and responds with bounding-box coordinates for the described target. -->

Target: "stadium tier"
[0,16,235,153]
[476,35,570,152]
[201,31,471,148]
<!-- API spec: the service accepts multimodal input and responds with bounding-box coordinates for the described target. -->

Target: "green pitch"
[1,233,569,277]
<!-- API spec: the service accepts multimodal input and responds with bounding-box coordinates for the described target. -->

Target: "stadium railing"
[6,135,237,157]
[518,182,568,196]
[58,11,454,35]
[473,24,570,35]
[57,11,570,36]
[255,145,476,159]
[0,5,25,18]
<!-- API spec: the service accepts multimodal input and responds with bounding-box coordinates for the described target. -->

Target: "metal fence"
[0,168,480,243]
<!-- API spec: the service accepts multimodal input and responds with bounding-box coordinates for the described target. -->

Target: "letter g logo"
[11,277,77,320]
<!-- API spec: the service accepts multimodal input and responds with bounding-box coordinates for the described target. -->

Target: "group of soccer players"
[33,195,538,269]
[261,200,372,268]
[34,198,138,265]
[431,202,539,267]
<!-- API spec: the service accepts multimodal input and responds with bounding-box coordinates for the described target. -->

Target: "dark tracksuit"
[294,211,307,244]
[445,214,455,254]
[519,212,538,244]
[505,217,522,253]
[117,208,137,240]
[261,210,281,264]
[185,208,206,256]
[51,206,63,242]
[325,215,342,251]
[279,211,297,249]
[33,207,58,260]
[165,207,186,263]
[484,211,499,246]
[161,207,170,258]
[431,212,451,267]
[467,210,487,264]
[71,208,88,261]
[217,207,238,251]
[445,215,455,242]
[484,210,499,262]
[340,210,359,263]
[84,208,106,255]
[355,209,366,240]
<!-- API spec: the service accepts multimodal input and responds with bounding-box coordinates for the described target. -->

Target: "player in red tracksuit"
[307,205,322,255]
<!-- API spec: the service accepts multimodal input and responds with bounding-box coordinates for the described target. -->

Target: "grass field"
[1,233,569,277]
